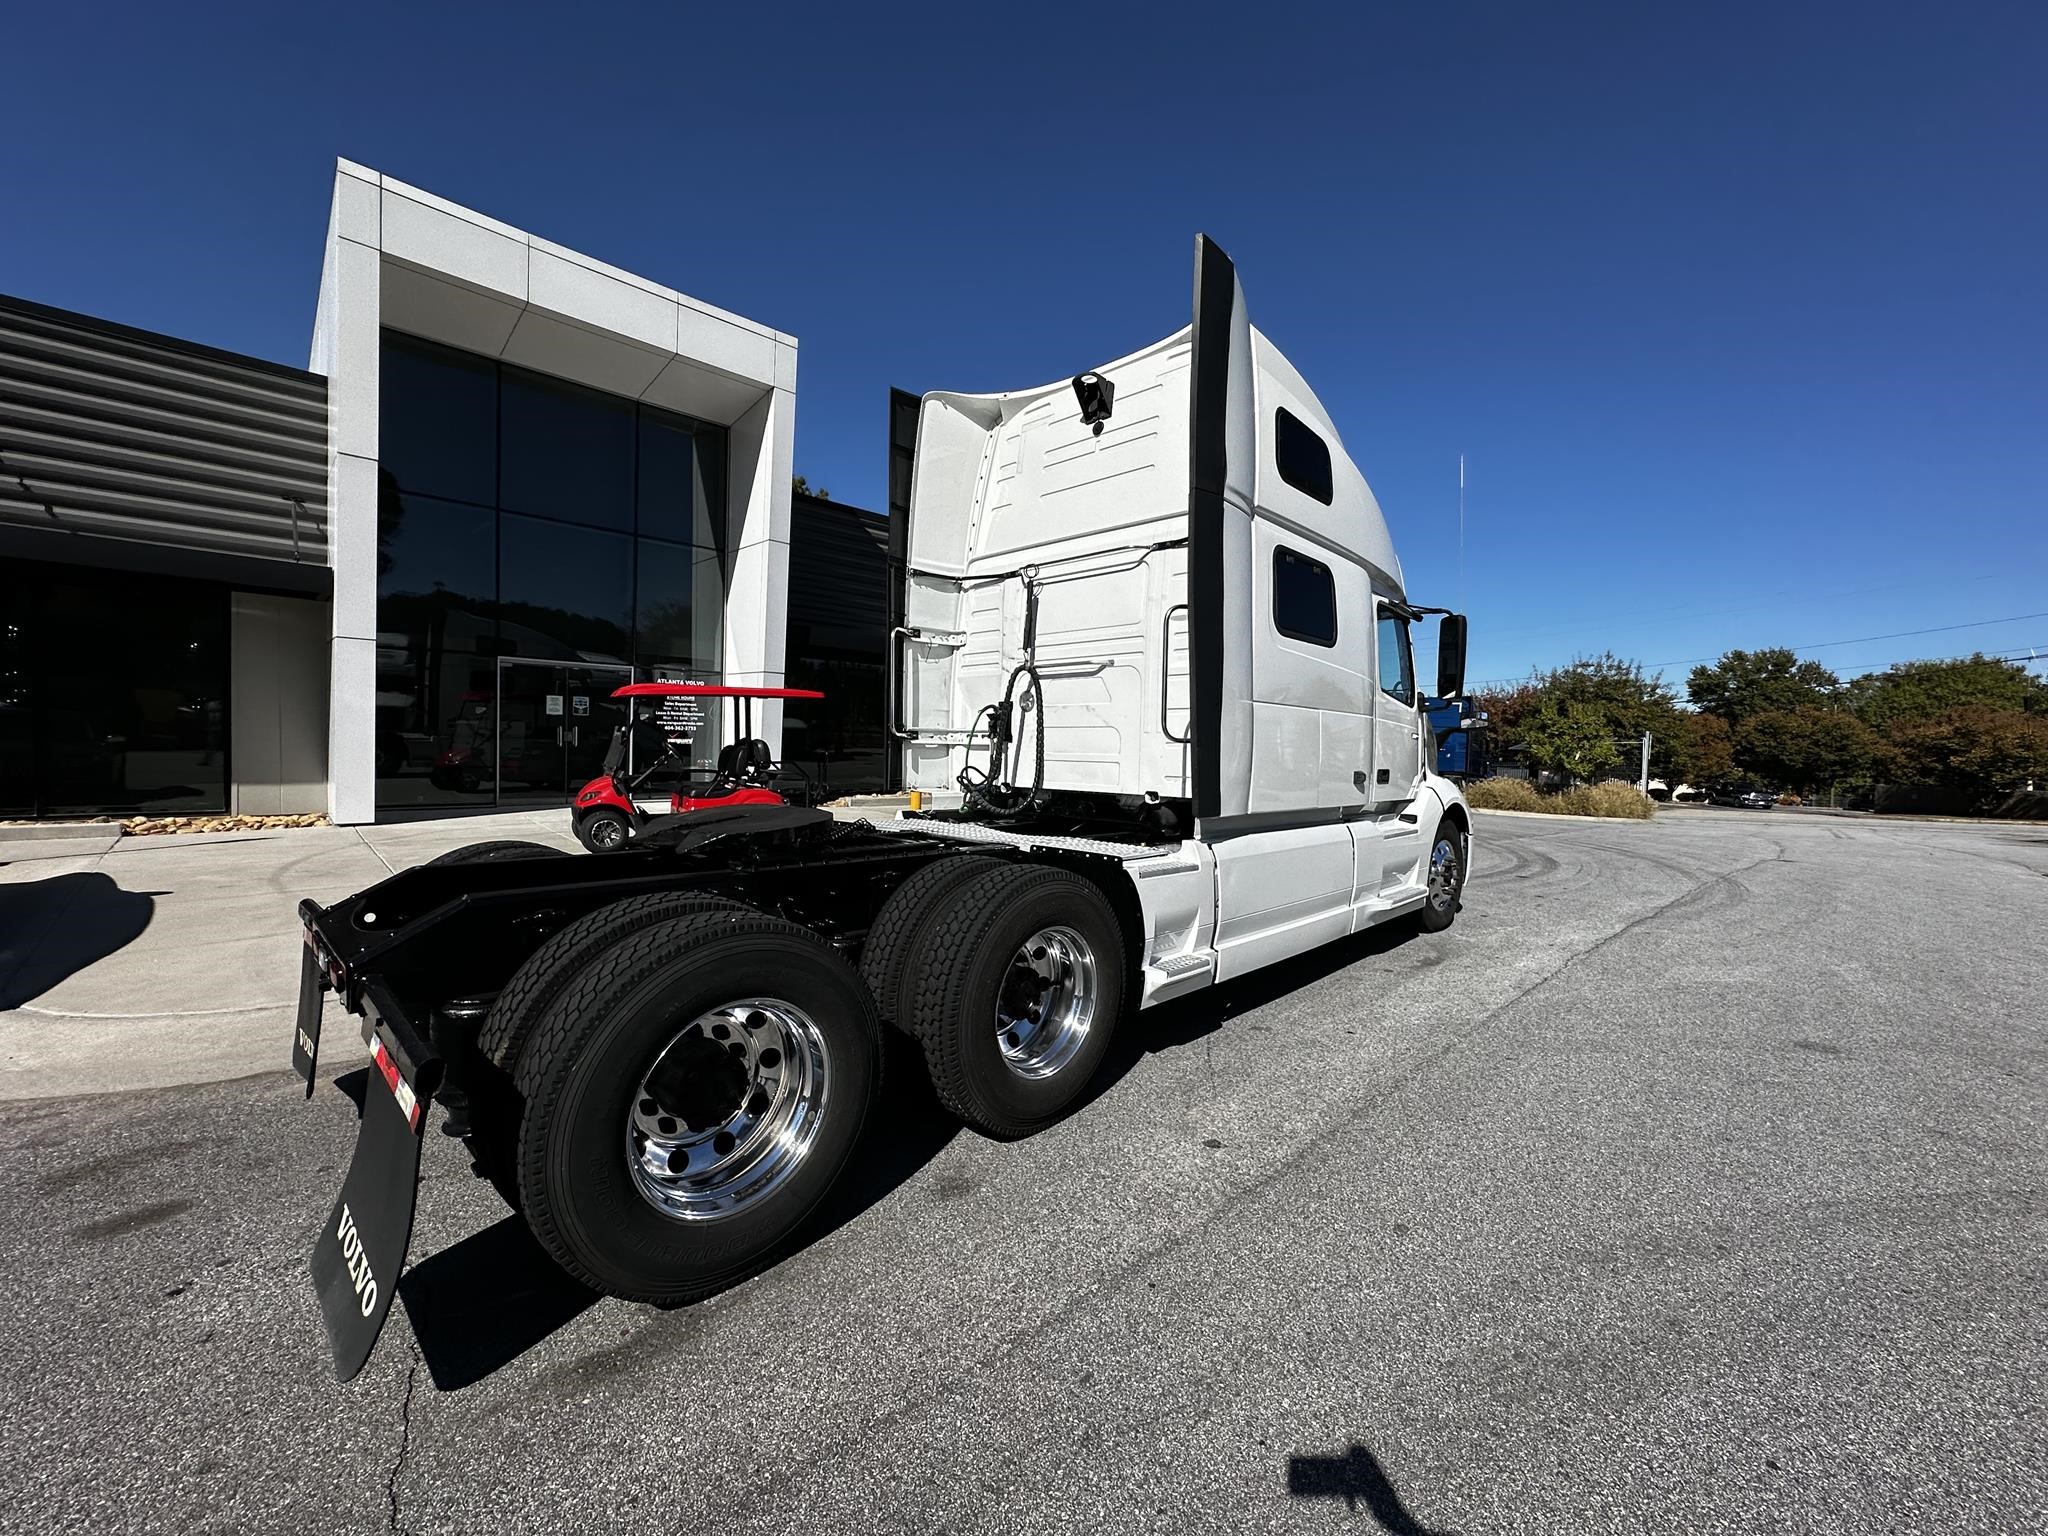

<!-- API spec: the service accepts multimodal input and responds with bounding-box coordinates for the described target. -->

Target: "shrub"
[1465,778,1652,819]
[1464,778,1546,812]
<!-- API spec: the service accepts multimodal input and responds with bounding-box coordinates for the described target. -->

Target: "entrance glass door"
[494,660,633,804]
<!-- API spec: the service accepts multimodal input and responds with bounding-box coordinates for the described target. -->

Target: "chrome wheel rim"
[1427,835,1462,911]
[997,925,1097,1079]
[589,814,626,850]
[626,997,829,1222]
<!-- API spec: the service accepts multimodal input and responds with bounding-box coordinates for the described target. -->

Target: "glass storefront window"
[498,513,633,663]
[375,329,733,808]
[379,335,496,506]
[638,408,727,551]
[500,370,634,530]
[0,560,228,817]
[634,539,724,671]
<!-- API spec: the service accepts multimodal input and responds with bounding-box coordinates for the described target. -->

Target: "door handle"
[1376,768,1391,784]
[555,726,564,747]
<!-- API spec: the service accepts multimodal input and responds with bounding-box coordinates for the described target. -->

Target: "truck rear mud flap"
[294,923,440,1381]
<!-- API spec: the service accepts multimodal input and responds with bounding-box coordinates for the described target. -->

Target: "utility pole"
[1640,732,1652,796]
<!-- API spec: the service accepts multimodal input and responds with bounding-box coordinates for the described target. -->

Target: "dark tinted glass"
[12,563,229,816]
[499,368,634,529]
[635,539,725,669]
[374,489,493,618]
[379,334,497,505]
[1273,547,1337,647]
[638,408,727,550]
[498,513,633,662]
[1275,407,1334,505]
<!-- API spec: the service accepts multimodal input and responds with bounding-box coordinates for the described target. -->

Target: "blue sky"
[5,2,2043,693]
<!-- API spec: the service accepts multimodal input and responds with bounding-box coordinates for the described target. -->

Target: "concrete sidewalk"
[0,809,581,1099]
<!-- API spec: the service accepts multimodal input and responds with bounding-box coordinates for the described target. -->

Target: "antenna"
[1458,453,1466,614]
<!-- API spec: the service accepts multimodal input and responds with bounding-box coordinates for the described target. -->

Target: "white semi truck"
[291,236,1472,1378]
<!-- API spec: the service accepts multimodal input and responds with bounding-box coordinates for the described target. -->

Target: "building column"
[317,200,381,826]
[722,381,795,750]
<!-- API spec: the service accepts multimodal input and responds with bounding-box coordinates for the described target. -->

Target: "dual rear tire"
[866,861,1125,1140]
[478,857,1126,1302]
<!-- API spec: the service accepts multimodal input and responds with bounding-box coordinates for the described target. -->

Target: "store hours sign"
[650,670,720,768]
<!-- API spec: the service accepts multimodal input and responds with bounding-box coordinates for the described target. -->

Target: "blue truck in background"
[1426,696,1490,781]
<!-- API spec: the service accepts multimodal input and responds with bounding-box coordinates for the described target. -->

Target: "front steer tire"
[1418,820,1467,933]
[513,909,881,1303]
[902,864,1125,1140]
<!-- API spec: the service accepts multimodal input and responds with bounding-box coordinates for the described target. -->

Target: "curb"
[0,822,123,842]
[1470,807,1652,825]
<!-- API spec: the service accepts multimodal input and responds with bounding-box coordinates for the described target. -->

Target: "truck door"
[1371,605,1422,802]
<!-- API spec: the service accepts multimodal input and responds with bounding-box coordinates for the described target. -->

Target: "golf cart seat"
[712,737,774,788]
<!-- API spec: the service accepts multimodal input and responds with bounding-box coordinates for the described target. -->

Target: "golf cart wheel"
[902,865,1124,1140]
[576,808,632,853]
[426,840,560,867]
[1419,821,1466,933]
[514,909,880,1302]
[858,854,1009,1033]
[466,891,748,1205]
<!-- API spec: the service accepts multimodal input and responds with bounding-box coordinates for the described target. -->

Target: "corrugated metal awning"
[0,294,329,576]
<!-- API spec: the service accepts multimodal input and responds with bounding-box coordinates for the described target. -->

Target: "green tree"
[1483,652,1685,777]
[1669,710,1735,785]
[792,474,831,500]
[1845,653,2047,731]
[1519,697,1623,781]
[1686,648,1841,726]
[1733,707,1878,795]
[1883,705,2048,811]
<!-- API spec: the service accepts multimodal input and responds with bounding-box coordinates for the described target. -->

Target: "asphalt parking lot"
[1,808,2042,1535]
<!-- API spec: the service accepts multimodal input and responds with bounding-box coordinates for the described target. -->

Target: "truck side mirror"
[1436,614,1468,699]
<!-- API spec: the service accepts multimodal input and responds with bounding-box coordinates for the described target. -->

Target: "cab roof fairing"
[1248,327,1403,601]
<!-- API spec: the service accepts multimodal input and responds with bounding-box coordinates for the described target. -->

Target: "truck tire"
[425,840,560,866]
[467,890,748,1205]
[858,854,1008,1033]
[513,909,882,1303]
[1418,821,1466,932]
[902,864,1125,1139]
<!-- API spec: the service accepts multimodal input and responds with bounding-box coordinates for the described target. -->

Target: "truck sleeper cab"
[290,236,1471,1380]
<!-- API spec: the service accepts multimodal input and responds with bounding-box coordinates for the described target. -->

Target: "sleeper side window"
[1275,407,1334,505]
[1377,608,1415,704]
[1273,547,1337,647]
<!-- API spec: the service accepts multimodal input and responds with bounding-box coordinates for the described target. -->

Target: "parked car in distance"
[1709,783,1776,810]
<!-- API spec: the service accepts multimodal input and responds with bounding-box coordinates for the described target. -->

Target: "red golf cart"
[570,682,824,852]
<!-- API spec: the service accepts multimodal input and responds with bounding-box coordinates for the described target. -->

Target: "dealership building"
[1,160,886,824]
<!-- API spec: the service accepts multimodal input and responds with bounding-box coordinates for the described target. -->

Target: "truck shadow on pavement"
[1075,912,1436,1117]
[1288,1443,1457,1534]
[389,1047,965,1392]
[386,913,1439,1391]
[0,873,155,1009]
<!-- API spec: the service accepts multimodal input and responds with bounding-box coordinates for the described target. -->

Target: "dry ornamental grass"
[1464,779,1653,819]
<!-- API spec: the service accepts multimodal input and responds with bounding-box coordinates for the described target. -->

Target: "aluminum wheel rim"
[588,814,627,849]
[1427,835,1462,911]
[997,925,1097,1080]
[626,997,830,1223]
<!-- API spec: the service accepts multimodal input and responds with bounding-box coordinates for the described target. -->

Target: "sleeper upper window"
[1273,547,1337,647]
[1275,407,1334,505]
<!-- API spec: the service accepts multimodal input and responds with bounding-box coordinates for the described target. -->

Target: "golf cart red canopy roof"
[610,683,825,700]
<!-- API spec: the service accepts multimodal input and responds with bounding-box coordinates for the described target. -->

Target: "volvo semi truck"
[291,236,1473,1378]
